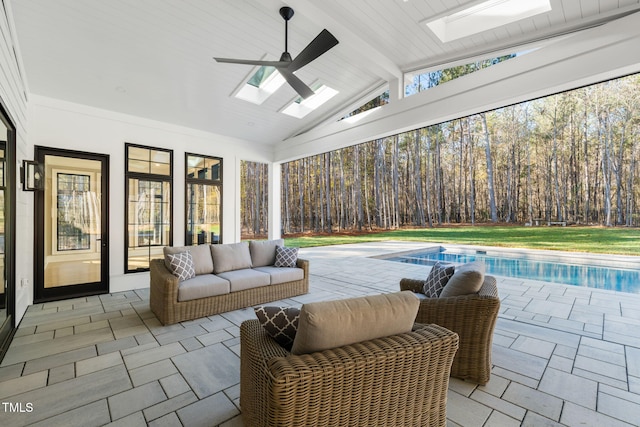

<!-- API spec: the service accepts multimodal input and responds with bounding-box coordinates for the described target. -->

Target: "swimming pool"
[385,247,640,293]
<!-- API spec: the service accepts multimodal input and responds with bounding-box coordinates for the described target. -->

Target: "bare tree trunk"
[283,163,290,233]
[364,145,372,230]
[414,129,426,226]
[325,152,332,233]
[552,97,563,221]
[354,145,363,231]
[466,118,476,224]
[599,106,613,226]
[338,150,345,231]
[392,135,400,228]
[253,163,260,234]
[480,113,498,222]
[615,125,625,225]
[524,107,534,224]
[299,159,305,232]
[627,134,637,226]
[569,110,579,223]
[424,129,434,227]
[582,91,591,224]
[435,129,443,224]
[374,139,383,228]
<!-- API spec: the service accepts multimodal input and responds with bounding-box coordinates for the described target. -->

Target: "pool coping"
[370,243,640,271]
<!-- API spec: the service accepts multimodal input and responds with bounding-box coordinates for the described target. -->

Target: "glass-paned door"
[35,148,109,302]
[0,107,16,360]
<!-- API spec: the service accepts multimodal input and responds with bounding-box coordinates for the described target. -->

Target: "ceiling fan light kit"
[214,7,339,100]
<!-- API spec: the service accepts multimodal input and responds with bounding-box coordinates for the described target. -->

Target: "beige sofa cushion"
[440,261,485,298]
[249,239,284,267]
[178,274,230,302]
[253,266,304,285]
[163,245,214,276]
[291,291,419,355]
[211,242,252,274]
[216,269,270,292]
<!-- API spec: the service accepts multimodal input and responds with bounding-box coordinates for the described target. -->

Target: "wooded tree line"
[240,161,269,237]
[278,74,640,233]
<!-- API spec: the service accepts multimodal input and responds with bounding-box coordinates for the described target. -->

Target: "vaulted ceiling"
[11,0,640,147]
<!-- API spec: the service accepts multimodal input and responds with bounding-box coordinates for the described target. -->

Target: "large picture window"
[186,154,222,245]
[126,144,172,272]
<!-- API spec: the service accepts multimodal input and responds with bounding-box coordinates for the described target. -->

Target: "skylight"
[281,84,338,119]
[234,66,286,105]
[425,0,552,43]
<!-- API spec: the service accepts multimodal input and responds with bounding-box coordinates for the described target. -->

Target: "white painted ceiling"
[11,0,640,146]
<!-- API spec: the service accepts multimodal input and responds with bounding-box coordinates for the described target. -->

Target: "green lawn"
[283,226,640,256]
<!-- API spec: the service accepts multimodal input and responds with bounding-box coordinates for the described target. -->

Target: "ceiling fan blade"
[278,68,315,99]
[214,57,290,68]
[288,29,339,72]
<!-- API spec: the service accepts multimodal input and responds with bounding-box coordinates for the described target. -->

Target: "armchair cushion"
[254,306,300,350]
[250,239,284,267]
[291,291,419,355]
[440,261,485,297]
[423,262,455,297]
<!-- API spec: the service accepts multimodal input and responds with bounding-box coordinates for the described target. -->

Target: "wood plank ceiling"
[10,0,640,146]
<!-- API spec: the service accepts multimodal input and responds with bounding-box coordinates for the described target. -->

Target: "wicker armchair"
[399,275,500,385]
[240,320,459,427]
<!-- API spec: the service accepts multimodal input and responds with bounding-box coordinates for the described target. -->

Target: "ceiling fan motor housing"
[280,7,294,21]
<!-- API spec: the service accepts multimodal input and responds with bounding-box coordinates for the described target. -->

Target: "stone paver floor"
[1,241,640,426]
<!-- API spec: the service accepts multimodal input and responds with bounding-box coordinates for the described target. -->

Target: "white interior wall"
[1,1,30,323]
[28,95,272,295]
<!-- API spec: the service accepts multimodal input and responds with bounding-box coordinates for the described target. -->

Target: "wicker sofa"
[400,275,500,385]
[241,292,459,427]
[150,239,308,325]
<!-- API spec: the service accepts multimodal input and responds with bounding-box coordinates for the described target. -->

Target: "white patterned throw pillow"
[167,251,196,281]
[274,246,298,268]
[423,262,455,297]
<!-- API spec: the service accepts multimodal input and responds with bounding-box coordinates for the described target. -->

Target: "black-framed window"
[57,173,91,251]
[185,153,222,245]
[126,144,172,272]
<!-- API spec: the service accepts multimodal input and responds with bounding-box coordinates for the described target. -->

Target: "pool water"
[386,249,640,294]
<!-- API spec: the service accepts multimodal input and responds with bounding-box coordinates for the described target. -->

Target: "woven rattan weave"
[400,275,500,385]
[240,320,459,427]
[149,258,309,325]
